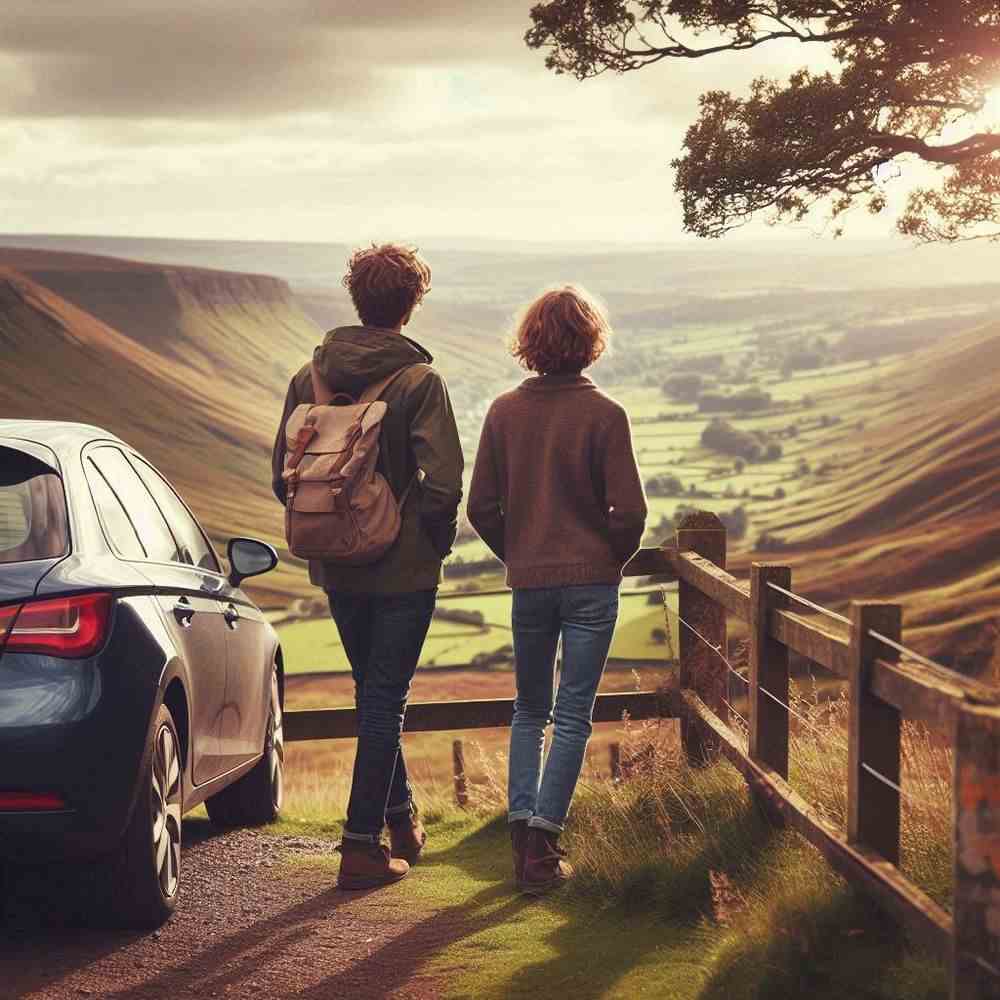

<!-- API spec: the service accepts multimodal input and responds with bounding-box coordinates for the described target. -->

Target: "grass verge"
[269,719,949,1000]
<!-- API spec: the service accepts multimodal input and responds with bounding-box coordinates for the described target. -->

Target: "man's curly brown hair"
[510,285,611,375]
[342,243,432,328]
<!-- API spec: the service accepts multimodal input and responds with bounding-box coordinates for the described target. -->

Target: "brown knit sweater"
[467,374,648,588]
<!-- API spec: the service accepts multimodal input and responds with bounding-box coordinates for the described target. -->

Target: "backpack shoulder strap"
[359,364,415,404]
[310,361,336,405]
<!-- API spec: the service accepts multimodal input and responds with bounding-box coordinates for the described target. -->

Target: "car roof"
[0,419,128,459]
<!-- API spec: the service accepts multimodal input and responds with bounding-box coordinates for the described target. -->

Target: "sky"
[0,1,934,245]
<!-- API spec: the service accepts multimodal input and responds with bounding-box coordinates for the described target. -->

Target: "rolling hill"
[0,249,321,606]
[743,320,1000,676]
[2,238,997,678]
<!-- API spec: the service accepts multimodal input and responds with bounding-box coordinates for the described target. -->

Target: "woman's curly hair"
[510,285,612,375]
[342,243,432,328]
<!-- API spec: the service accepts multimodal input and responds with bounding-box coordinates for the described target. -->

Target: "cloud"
[0,0,535,119]
[0,2,863,244]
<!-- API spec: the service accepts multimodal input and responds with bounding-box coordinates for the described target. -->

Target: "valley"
[2,234,998,698]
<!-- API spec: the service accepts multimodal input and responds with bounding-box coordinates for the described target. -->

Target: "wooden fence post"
[953,702,1000,999]
[609,742,622,782]
[749,564,792,780]
[847,602,902,864]
[452,739,469,808]
[676,511,727,762]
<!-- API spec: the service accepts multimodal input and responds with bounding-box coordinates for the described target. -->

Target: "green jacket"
[272,325,464,594]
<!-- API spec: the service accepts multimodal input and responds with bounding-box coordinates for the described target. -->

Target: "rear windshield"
[0,448,70,564]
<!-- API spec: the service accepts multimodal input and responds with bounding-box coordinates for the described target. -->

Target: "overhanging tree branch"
[527,0,1000,242]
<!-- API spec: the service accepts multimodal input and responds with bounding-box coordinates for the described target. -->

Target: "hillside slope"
[0,253,321,605]
[744,321,1000,674]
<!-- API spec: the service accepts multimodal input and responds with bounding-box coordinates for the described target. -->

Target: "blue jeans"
[508,584,619,833]
[327,589,437,842]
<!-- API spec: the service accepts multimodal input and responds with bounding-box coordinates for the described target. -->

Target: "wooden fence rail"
[284,511,1000,999]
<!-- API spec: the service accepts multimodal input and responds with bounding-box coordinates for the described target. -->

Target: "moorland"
[2,232,999,790]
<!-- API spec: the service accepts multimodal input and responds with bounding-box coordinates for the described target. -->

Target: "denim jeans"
[508,584,619,833]
[327,589,436,842]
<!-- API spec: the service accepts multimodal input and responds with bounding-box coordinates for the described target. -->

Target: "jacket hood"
[313,325,433,399]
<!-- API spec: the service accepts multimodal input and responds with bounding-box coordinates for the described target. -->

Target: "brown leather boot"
[388,813,427,865]
[510,819,529,885]
[519,827,573,895]
[336,838,409,890]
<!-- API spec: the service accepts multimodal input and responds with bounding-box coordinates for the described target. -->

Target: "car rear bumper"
[0,598,165,862]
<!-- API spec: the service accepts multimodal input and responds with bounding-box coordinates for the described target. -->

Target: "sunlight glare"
[982,87,1000,128]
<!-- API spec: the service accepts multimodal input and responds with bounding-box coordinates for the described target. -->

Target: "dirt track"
[1,821,451,1000]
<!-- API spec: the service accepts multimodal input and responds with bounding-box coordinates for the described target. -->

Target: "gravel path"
[1,822,455,1000]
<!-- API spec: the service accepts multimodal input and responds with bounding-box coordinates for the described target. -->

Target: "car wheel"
[205,669,283,827]
[93,703,183,928]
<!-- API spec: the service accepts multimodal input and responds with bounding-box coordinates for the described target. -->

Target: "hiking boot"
[519,827,573,895]
[510,819,529,885]
[388,812,428,865]
[336,838,409,890]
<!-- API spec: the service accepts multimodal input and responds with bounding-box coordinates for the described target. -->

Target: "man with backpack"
[272,243,464,889]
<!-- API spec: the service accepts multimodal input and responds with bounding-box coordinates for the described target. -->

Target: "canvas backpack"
[281,362,419,564]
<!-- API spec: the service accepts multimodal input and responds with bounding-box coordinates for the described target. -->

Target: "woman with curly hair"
[468,285,647,894]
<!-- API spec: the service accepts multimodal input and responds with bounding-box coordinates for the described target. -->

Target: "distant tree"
[645,472,685,497]
[527,2,1000,242]
[662,372,704,401]
[698,387,772,414]
[733,458,746,474]
[774,486,787,500]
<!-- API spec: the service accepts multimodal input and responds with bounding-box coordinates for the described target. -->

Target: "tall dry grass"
[280,680,953,907]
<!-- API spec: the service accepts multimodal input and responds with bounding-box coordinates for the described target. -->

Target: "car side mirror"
[227,537,278,587]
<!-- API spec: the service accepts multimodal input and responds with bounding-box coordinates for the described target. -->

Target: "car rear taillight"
[1,593,113,658]
[0,603,19,648]
[0,791,67,811]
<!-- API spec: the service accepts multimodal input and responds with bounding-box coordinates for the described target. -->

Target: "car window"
[128,456,221,573]
[88,448,180,564]
[86,459,146,560]
[0,448,70,564]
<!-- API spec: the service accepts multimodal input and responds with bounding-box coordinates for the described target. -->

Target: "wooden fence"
[284,510,1000,999]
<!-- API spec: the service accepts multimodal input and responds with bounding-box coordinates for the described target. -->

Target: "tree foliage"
[526,1,1000,242]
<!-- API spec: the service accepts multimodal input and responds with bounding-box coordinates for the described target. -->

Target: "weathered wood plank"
[770,607,851,677]
[623,545,678,579]
[750,564,792,780]
[677,512,728,759]
[674,550,751,622]
[677,689,953,963]
[871,657,1000,730]
[953,702,1000,998]
[848,603,903,866]
[285,690,670,742]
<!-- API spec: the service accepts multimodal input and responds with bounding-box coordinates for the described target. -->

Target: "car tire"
[205,669,283,828]
[92,703,183,928]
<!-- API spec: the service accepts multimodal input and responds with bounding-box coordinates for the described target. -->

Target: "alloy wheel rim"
[268,675,284,812]
[151,723,182,899]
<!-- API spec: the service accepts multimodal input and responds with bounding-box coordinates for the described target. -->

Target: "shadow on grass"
[433,802,948,1000]
[698,888,948,1000]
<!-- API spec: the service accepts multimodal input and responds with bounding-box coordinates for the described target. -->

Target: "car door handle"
[223,604,240,629]
[173,598,195,628]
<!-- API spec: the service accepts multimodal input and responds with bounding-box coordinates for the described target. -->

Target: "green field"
[276,589,673,674]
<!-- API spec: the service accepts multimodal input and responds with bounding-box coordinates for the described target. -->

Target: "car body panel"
[0,420,281,864]
[219,598,273,765]
[0,559,62,607]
